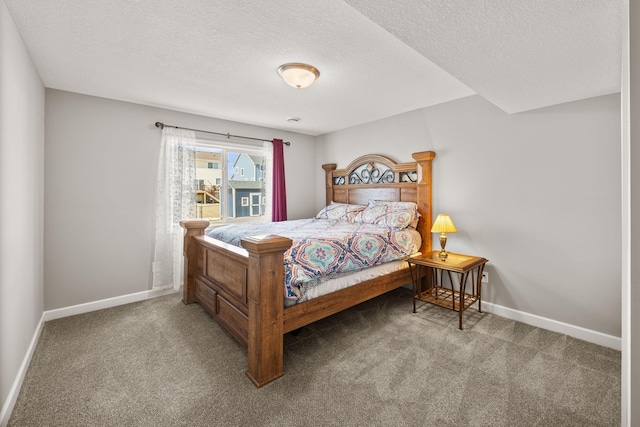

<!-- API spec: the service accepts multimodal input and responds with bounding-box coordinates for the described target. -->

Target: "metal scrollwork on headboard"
[399,171,417,183]
[331,157,418,186]
[348,162,394,184]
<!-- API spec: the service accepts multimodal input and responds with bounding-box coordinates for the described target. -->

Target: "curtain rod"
[154,122,291,146]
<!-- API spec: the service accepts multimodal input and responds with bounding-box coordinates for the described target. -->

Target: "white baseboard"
[0,314,45,427]
[43,288,179,321]
[482,301,621,351]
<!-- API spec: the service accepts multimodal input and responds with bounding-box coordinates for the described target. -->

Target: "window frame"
[192,138,269,225]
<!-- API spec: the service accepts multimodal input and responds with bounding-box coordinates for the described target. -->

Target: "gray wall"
[44,90,317,310]
[0,0,45,415]
[625,2,639,424]
[317,94,621,338]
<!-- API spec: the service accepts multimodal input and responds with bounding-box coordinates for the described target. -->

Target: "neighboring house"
[195,151,223,188]
[195,151,223,220]
[230,153,264,182]
[227,153,265,218]
[227,181,263,218]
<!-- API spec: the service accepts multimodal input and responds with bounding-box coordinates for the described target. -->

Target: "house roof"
[195,152,222,161]
[231,154,263,169]
[228,181,264,190]
[248,155,262,165]
[4,1,621,135]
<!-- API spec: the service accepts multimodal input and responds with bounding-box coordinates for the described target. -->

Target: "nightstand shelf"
[408,251,488,330]
[415,286,479,312]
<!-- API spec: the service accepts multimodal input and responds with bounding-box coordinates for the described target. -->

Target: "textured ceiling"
[5,1,621,135]
[345,0,622,114]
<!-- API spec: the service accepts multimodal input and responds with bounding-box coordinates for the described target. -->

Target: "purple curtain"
[272,138,287,222]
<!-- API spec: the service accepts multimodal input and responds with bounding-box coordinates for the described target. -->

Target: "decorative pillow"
[355,201,420,229]
[315,202,366,222]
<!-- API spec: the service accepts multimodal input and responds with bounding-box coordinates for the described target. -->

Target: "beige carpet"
[8,288,620,426]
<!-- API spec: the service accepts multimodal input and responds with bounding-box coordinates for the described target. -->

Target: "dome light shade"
[277,63,320,89]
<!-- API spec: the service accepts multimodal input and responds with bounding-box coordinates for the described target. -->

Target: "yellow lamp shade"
[431,214,457,233]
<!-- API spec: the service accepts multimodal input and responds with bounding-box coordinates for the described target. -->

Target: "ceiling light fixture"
[277,63,320,89]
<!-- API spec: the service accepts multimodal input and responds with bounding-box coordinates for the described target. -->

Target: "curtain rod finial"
[155,122,164,129]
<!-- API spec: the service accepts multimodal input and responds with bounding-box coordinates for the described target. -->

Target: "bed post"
[412,151,436,254]
[241,234,293,387]
[322,163,337,207]
[180,220,210,304]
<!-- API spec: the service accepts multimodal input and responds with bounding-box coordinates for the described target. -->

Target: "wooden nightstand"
[408,251,488,330]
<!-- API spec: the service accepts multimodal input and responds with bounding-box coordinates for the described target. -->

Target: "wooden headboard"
[322,151,436,254]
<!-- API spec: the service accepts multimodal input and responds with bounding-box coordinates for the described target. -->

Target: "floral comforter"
[207,218,421,304]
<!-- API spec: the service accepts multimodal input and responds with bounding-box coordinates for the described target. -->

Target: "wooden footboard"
[180,150,435,387]
[181,220,293,386]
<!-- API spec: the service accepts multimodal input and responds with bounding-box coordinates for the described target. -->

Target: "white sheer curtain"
[152,127,197,290]
[262,140,273,221]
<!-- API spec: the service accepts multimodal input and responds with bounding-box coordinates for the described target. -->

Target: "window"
[194,144,268,224]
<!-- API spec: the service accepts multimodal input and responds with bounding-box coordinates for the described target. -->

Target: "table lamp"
[431,214,457,261]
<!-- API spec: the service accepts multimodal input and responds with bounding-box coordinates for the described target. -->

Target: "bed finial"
[411,151,436,253]
[322,163,337,206]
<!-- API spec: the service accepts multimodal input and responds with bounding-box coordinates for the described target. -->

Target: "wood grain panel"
[400,187,417,202]
[195,278,217,316]
[348,187,400,205]
[217,294,249,348]
[205,249,247,304]
[333,188,348,203]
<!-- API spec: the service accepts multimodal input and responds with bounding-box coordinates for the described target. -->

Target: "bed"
[180,151,436,387]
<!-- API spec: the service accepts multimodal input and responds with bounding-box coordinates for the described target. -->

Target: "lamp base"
[439,233,448,261]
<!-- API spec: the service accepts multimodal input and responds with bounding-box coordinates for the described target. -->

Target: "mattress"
[207,218,421,304]
[293,258,412,305]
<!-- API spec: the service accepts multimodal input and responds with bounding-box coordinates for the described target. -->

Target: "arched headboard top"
[322,151,436,253]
